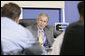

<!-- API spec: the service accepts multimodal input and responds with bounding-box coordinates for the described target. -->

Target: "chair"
[19,19,37,27]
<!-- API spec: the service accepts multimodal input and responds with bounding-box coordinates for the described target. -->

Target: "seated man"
[1,3,47,55]
[26,13,61,53]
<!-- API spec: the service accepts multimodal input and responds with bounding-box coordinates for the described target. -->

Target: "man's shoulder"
[68,22,78,28]
[65,21,84,34]
[45,25,54,29]
[67,21,84,29]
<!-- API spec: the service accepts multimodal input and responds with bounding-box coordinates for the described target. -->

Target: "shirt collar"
[37,25,44,32]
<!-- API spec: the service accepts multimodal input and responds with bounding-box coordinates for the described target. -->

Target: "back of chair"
[19,19,36,27]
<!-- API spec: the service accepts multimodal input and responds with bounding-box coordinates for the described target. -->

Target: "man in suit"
[60,1,84,55]
[26,13,61,50]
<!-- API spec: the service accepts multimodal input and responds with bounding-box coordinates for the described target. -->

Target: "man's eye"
[40,20,42,21]
[44,21,46,22]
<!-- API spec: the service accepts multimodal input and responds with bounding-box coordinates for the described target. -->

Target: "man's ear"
[15,17,19,23]
[79,14,83,21]
[46,21,48,26]
[45,23,48,27]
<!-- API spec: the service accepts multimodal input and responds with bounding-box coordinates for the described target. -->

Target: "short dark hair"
[78,1,84,17]
[2,3,21,20]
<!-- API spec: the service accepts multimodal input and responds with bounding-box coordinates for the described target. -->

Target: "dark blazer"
[26,24,61,47]
[60,20,84,55]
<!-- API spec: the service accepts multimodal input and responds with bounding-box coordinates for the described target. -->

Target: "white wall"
[1,1,65,19]
[1,1,65,8]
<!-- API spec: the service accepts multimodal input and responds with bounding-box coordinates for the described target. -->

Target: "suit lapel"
[44,27,50,44]
[45,26,54,47]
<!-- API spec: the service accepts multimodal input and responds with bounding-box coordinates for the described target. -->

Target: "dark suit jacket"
[26,24,61,47]
[60,20,84,55]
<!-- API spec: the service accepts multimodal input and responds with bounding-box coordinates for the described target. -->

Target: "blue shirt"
[1,17,47,55]
[37,26,50,48]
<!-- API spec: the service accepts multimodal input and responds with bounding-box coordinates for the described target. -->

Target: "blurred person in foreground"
[1,3,47,55]
[60,1,84,55]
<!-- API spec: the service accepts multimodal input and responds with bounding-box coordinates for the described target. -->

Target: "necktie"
[39,30,43,47]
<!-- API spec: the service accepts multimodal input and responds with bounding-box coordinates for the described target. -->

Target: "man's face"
[37,16,48,30]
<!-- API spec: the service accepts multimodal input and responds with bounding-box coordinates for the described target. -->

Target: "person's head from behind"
[1,3,21,23]
[78,1,84,21]
[37,13,49,30]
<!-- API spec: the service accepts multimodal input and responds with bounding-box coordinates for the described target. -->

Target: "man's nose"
[41,21,44,25]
